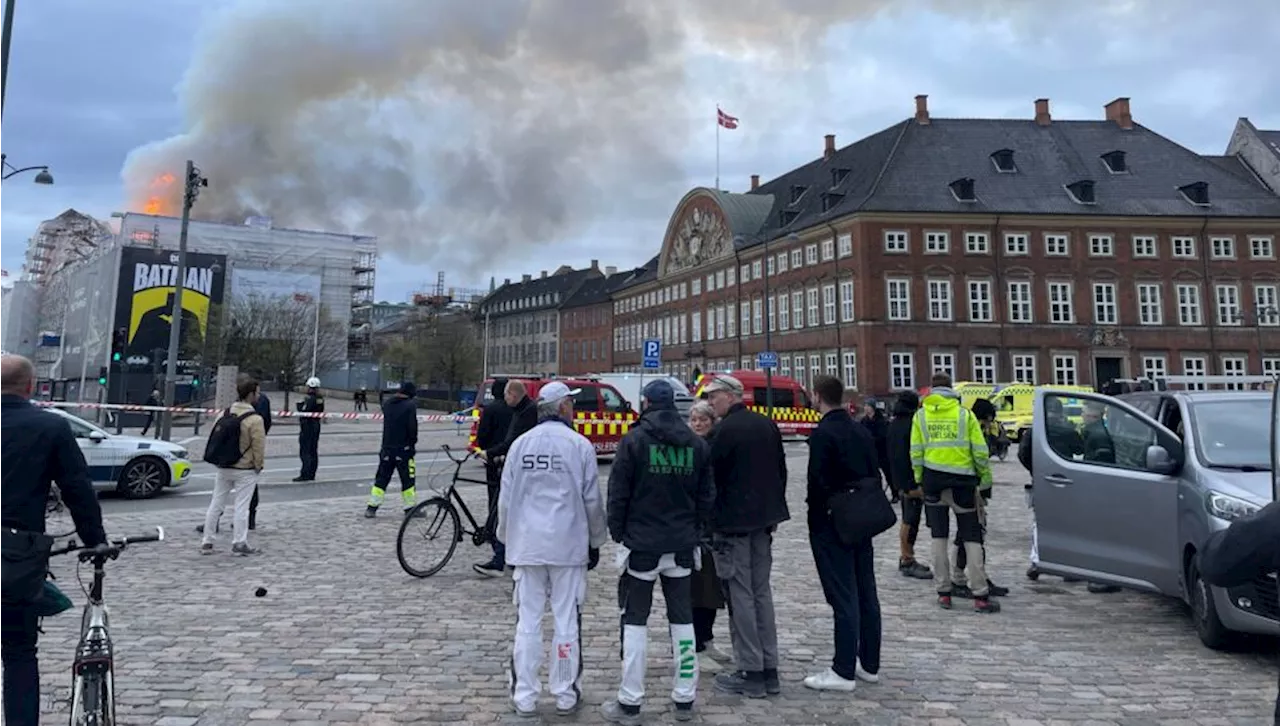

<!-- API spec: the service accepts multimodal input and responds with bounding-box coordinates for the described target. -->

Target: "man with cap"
[364,381,419,517]
[293,377,325,481]
[702,375,790,699]
[602,380,714,724]
[498,381,607,718]
[473,378,514,573]
[475,378,538,577]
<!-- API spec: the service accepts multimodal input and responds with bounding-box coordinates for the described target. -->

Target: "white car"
[44,407,193,499]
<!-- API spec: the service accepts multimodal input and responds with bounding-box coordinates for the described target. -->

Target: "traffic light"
[191,374,201,388]
[97,367,108,386]
[111,328,127,363]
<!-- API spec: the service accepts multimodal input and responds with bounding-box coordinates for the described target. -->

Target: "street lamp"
[1,153,53,183]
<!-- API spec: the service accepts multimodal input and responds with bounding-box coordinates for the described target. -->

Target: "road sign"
[757,351,779,370]
[642,339,662,369]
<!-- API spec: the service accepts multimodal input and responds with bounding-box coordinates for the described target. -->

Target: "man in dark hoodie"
[473,378,513,573]
[603,380,714,724]
[474,378,538,577]
[860,399,894,503]
[887,391,931,579]
[364,382,419,518]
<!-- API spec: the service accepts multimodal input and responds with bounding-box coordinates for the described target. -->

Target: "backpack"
[203,409,257,468]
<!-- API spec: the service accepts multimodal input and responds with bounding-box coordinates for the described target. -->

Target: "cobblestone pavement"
[35,458,1277,725]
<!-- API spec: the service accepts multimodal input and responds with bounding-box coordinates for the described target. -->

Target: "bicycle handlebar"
[440,443,476,464]
[49,526,166,560]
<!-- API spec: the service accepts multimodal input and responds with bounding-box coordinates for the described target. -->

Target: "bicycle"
[396,444,497,578]
[48,526,165,726]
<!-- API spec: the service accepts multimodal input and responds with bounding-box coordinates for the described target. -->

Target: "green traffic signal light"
[192,377,201,387]
[112,352,122,362]
[97,376,107,385]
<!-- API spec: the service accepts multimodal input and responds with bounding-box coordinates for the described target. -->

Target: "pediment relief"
[661,194,733,278]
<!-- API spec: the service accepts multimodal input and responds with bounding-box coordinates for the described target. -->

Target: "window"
[1172,236,1196,258]
[930,352,956,380]
[809,354,821,385]
[1264,357,1280,377]
[739,303,749,337]
[572,387,599,413]
[1141,355,1167,380]
[965,232,989,254]
[705,309,714,341]
[805,244,819,265]
[1210,236,1235,259]
[791,249,803,268]
[1008,281,1033,323]
[767,296,776,332]
[719,305,729,338]
[887,278,911,321]
[1137,284,1163,325]
[1012,353,1037,384]
[927,279,953,321]
[739,264,750,283]
[1221,357,1247,389]
[842,351,858,390]
[716,270,726,289]
[1250,236,1276,260]
[889,352,915,389]
[778,294,790,330]
[725,304,736,337]
[968,280,993,322]
[691,312,701,343]
[1093,282,1118,324]
[1132,235,1157,258]
[821,239,835,261]
[1088,234,1114,257]
[1044,233,1069,256]
[1182,356,1208,389]
[751,260,762,279]
[691,278,701,295]
[777,253,788,273]
[1256,285,1279,325]
[779,354,792,380]
[884,231,908,253]
[705,274,715,292]
[750,298,763,334]
[822,284,836,325]
[925,231,949,254]
[806,287,820,327]
[824,352,838,377]
[971,353,996,384]
[1048,282,1074,323]
[1176,284,1202,325]
[1052,354,1078,386]
[765,256,775,276]
[678,314,686,344]
[792,291,805,328]
[839,280,854,322]
[1042,394,1161,471]
[1216,284,1241,326]
[1005,233,1029,255]
[838,234,852,258]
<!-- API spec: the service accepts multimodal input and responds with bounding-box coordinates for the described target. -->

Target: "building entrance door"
[1093,356,1125,390]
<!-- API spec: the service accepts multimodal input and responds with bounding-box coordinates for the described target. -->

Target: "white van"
[587,373,694,418]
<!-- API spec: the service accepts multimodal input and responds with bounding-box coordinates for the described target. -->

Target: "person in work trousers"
[910,372,1000,614]
[293,377,324,482]
[201,375,267,556]
[473,378,514,572]
[686,401,730,668]
[704,375,790,699]
[474,378,537,577]
[197,388,272,536]
[365,381,419,517]
[498,382,606,718]
[950,398,1008,598]
[602,381,714,725]
[802,375,883,693]
[141,388,161,435]
[887,391,932,580]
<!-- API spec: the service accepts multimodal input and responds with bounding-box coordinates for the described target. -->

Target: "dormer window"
[779,209,799,226]
[789,185,807,204]
[1178,181,1210,206]
[949,177,976,203]
[990,149,1017,173]
[1065,179,1096,205]
[831,168,850,187]
[821,192,845,212]
[1101,150,1127,174]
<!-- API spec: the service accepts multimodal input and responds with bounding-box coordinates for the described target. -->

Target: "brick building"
[557,268,636,377]
[611,96,1280,393]
[479,263,604,378]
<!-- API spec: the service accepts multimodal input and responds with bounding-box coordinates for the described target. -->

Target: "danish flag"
[717,108,739,130]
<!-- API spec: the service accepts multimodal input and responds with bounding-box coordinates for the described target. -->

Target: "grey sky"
[3,0,1277,300]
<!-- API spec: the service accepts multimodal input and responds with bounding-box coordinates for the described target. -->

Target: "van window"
[573,387,600,413]
[601,387,628,413]
[753,387,795,408]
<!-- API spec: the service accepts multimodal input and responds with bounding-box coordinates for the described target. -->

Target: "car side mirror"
[1145,445,1177,475]
[88,431,107,444]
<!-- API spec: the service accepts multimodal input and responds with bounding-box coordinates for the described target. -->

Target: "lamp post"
[735,233,777,418]
[1,153,53,184]
[158,160,207,440]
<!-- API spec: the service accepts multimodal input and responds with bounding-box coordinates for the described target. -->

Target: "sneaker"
[802,668,856,692]
[231,543,259,556]
[950,583,974,599]
[600,700,642,725]
[364,506,378,519]
[974,596,1002,614]
[555,699,581,717]
[855,661,879,683]
[1026,565,1041,581]
[291,476,313,482]
[512,702,537,719]
[714,670,766,698]
[673,701,695,722]
[763,668,781,695]
[986,581,1010,597]
[200,543,214,555]
[472,561,504,578]
[899,561,933,579]
[937,594,953,610]
[702,642,733,664]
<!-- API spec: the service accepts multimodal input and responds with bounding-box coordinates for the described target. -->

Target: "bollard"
[193,410,202,436]
[114,411,123,435]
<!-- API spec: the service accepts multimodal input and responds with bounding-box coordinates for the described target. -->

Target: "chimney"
[914,94,930,125]
[824,134,836,159]
[1034,98,1051,126]
[1105,97,1133,130]
[522,274,532,283]
[750,174,760,190]
[504,278,511,285]
[590,259,599,270]
[540,270,548,279]
[605,265,617,275]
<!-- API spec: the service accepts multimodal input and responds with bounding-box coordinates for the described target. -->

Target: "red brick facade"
[559,303,613,377]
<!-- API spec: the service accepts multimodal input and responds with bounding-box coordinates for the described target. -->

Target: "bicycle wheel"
[397,497,461,578]
[73,671,112,726]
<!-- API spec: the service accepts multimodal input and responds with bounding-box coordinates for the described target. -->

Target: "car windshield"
[1190,399,1272,470]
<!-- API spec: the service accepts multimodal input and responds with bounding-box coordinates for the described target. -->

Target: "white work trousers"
[202,468,259,546]
[618,552,698,708]
[509,565,587,713]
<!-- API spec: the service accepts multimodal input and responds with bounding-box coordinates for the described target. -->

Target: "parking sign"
[642,339,662,369]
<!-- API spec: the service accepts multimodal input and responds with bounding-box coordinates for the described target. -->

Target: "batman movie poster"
[113,247,227,372]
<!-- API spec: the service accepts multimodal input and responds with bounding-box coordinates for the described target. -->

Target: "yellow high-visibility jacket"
[910,388,992,491]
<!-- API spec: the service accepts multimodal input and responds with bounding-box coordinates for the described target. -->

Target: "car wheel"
[1188,555,1233,650]
[118,457,169,499]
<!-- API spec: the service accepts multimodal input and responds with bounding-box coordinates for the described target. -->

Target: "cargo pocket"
[710,538,737,582]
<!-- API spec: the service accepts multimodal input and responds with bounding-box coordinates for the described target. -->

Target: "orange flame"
[141,173,177,215]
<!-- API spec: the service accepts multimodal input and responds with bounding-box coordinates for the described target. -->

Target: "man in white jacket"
[497,381,607,718]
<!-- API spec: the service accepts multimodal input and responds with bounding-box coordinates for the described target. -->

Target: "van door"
[1031,390,1183,594]
[1271,383,1279,501]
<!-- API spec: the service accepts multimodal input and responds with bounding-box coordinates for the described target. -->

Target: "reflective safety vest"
[909,404,992,489]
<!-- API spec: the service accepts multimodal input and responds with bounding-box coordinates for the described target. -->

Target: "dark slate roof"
[613,255,659,292]
[562,271,631,309]
[733,116,1280,248]
[1202,155,1268,188]
[480,266,599,314]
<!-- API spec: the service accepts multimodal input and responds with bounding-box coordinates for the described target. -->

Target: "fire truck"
[692,370,821,435]
[468,375,637,455]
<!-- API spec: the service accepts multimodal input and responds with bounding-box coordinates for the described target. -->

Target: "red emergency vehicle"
[691,370,820,435]
[469,376,637,455]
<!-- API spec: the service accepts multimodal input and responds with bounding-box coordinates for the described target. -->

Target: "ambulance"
[469,375,637,455]
[692,370,821,435]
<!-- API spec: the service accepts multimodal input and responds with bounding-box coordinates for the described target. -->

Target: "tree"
[377,310,481,405]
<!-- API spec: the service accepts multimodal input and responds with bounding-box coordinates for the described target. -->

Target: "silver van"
[1030,385,1278,649]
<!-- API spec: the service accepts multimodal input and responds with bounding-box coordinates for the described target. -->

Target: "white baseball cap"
[538,381,580,404]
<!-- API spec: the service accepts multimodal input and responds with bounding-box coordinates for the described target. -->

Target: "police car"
[44,407,193,499]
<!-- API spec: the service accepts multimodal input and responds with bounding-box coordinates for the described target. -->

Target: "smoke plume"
[122,0,1009,273]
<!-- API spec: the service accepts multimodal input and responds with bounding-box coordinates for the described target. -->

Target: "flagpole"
[715,105,720,190]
